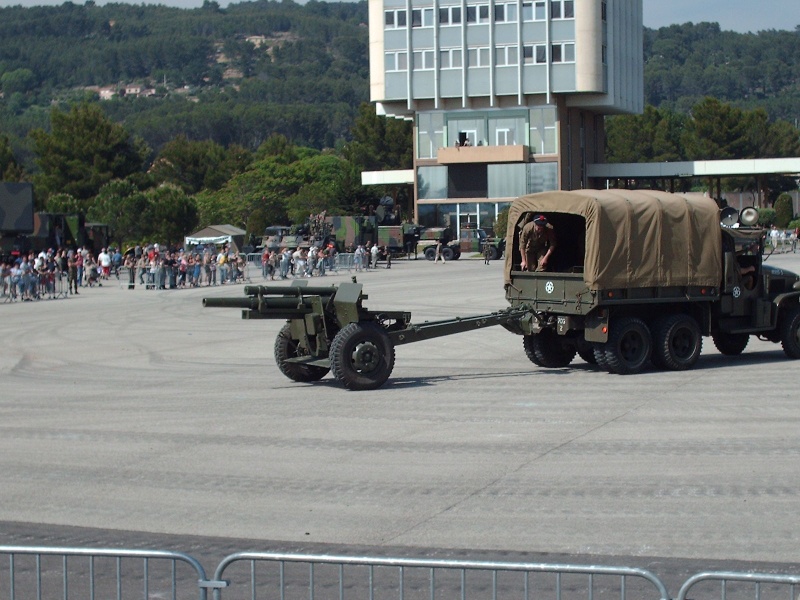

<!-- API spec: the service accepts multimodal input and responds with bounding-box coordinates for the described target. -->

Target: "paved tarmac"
[2,251,800,579]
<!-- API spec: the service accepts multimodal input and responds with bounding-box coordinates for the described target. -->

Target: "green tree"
[344,103,413,171]
[0,134,25,181]
[45,192,81,214]
[30,103,148,205]
[144,184,198,247]
[774,193,794,228]
[681,97,749,160]
[87,179,149,247]
[0,68,36,96]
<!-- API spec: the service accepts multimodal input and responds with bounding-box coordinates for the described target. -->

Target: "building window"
[529,106,557,154]
[440,48,463,69]
[495,46,518,66]
[551,42,574,63]
[489,114,525,146]
[467,47,491,67]
[467,4,490,23]
[413,49,435,70]
[411,7,434,28]
[384,9,407,29]
[601,1,607,21]
[494,3,517,22]
[523,44,547,64]
[550,0,573,20]
[417,113,445,159]
[385,51,408,72]
[439,5,462,25]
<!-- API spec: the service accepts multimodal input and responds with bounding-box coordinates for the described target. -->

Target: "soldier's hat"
[533,215,548,226]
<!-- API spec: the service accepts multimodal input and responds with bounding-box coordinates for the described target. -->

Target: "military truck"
[456,223,505,260]
[503,189,800,374]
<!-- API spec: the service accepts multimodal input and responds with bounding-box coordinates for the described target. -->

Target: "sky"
[0,0,797,33]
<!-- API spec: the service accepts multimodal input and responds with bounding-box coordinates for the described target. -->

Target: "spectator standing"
[370,243,380,269]
[217,248,228,284]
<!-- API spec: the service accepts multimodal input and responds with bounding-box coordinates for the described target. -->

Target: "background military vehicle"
[503,190,800,374]
[456,223,506,260]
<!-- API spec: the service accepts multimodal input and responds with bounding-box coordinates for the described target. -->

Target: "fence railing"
[3,545,798,600]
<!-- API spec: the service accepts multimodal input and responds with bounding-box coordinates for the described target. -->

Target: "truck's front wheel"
[779,305,800,359]
[712,332,749,356]
[651,314,702,370]
[604,317,652,374]
[330,322,395,390]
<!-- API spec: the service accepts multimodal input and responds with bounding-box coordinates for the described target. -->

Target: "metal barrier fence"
[211,552,670,600]
[0,546,210,600]
[2,545,799,600]
[2,272,68,302]
[676,571,800,600]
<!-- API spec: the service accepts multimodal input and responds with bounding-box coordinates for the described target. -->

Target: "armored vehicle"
[503,190,800,374]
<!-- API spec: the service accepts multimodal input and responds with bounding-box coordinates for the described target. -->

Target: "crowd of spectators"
[0,246,124,301]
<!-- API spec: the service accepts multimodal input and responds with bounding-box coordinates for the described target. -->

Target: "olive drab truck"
[205,190,800,390]
[503,189,800,374]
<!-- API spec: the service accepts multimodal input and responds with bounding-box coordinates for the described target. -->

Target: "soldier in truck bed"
[519,214,556,272]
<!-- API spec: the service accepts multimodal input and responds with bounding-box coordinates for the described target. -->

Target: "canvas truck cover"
[504,189,722,289]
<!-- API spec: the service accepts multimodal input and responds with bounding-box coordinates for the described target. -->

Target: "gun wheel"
[274,323,330,383]
[330,322,395,390]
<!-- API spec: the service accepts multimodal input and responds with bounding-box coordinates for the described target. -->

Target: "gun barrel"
[243,285,339,297]
[203,297,259,309]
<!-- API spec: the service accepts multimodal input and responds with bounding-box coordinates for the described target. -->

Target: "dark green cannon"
[204,279,527,391]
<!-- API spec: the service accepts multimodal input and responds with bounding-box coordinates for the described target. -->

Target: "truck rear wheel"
[526,329,576,368]
[442,247,455,261]
[592,343,609,370]
[779,305,800,359]
[522,334,544,366]
[604,317,652,374]
[576,338,597,364]
[712,332,749,356]
[330,322,395,390]
[423,246,436,261]
[488,246,500,261]
[274,323,330,383]
[651,314,702,370]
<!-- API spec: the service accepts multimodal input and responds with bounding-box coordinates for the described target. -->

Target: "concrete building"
[367,0,643,233]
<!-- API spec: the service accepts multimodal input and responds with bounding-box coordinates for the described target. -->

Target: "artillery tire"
[330,322,395,390]
[274,323,330,383]
[442,246,455,261]
[531,329,576,368]
[651,314,702,371]
[712,332,749,356]
[423,246,437,261]
[604,317,652,374]
[522,334,544,366]
[576,338,597,365]
[779,304,800,359]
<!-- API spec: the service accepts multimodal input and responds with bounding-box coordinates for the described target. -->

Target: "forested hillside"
[0,0,371,158]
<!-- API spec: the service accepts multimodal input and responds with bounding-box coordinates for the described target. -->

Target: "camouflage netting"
[504,189,723,289]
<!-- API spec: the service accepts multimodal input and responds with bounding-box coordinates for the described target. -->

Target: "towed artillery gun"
[204,281,527,390]
[205,190,800,389]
